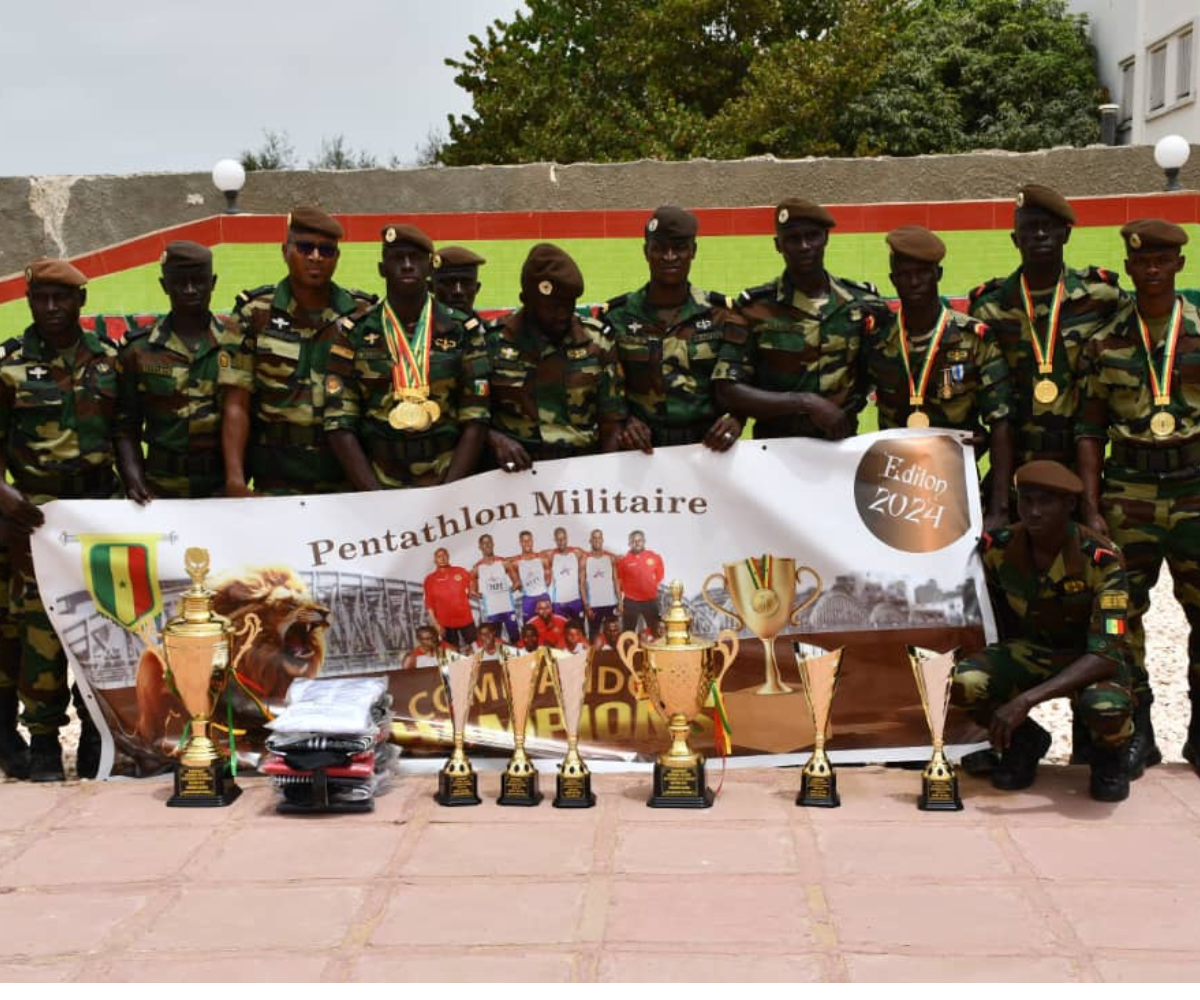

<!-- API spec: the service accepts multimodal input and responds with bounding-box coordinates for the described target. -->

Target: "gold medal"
[907,410,931,429]
[389,400,426,430]
[1150,411,1176,438]
[1034,378,1058,404]
[751,589,779,615]
[423,399,441,425]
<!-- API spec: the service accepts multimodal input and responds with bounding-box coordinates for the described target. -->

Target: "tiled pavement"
[2,764,1200,982]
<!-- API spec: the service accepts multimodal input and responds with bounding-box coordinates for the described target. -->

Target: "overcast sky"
[0,0,524,178]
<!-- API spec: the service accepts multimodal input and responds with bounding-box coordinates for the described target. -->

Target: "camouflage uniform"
[0,325,119,734]
[117,314,229,498]
[218,279,375,494]
[488,310,627,459]
[968,266,1122,465]
[952,522,1133,748]
[866,303,1013,432]
[602,284,736,445]
[713,273,889,438]
[1076,290,1200,705]
[324,298,491,487]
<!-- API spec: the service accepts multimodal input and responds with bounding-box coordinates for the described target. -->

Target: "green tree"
[309,134,379,170]
[240,129,297,171]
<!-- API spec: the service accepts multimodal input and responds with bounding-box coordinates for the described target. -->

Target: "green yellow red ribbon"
[1135,296,1184,406]
[897,304,951,407]
[381,295,433,398]
[1019,273,1066,377]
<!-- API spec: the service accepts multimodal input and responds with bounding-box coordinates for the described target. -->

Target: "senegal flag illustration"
[80,535,163,630]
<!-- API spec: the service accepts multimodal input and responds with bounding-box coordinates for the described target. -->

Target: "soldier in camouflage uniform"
[219,206,376,496]
[866,226,1015,530]
[117,241,228,500]
[325,224,490,488]
[951,461,1133,801]
[1077,218,1200,779]
[488,243,626,471]
[0,259,117,781]
[0,539,23,779]
[601,206,742,452]
[433,245,487,318]
[968,184,1122,486]
[713,198,890,440]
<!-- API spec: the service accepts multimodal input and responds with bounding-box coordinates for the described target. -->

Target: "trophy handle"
[615,631,644,698]
[789,565,824,627]
[701,571,743,630]
[228,612,263,676]
[712,628,741,688]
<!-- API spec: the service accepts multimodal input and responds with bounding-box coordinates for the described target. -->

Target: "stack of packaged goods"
[261,677,396,814]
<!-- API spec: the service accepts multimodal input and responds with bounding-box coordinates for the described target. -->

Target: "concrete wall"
[2,144,1198,274]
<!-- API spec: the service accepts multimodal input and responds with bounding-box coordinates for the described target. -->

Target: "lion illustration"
[134,567,331,749]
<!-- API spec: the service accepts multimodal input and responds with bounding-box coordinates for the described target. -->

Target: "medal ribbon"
[897,304,951,406]
[381,296,433,397]
[744,554,773,591]
[1018,274,1065,375]
[1135,296,1184,405]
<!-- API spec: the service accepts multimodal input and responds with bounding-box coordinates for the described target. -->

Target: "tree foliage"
[240,129,297,171]
[440,0,1102,164]
[309,134,379,170]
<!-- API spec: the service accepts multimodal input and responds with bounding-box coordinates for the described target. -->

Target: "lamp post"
[1153,135,1191,192]
[211,159,246,213]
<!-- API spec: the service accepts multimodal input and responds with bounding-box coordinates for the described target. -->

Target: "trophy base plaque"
[553,771,596,808]
[167,759,241,808]
[436,769,481,806]
[797,770,841,808]
[918,772,964,812]
[498,770,543,806]
[650,760,714,808]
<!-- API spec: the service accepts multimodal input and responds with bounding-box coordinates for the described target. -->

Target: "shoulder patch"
[707,290,734,310]
[348,288,379,306]
[969,277,1003,304]
[839,276,879,297]
[0,336,23,362]
[604,293,629,313]
[738,282,775,305]
[1087,265,1119,287]
[1091,545,1119,565]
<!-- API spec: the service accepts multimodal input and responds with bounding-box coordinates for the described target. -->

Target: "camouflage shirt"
[0,325,120,503]
[602,283,736,442]
[968,266,1122,463]
[116,314,230,498]
[865,303,1012,432]
[713,272,890,438]
[324,296,491,487]
[218,279,376,494]
[979,521,1129,665]
[488,310,627,456]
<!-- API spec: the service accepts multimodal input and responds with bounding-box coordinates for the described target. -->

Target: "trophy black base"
[649,760,713,808]
[498,769,543,806]
[918,773,964,811]
[797,770,841,808]
[553,770,596,808]
[435,769,481,806]
[167,759,241,808]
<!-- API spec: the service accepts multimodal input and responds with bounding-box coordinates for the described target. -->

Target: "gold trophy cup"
[703,555,822,695]
[436,650,483,806]
[793,642,844,808]
[164,548,261,808]
[497,645,544,806]
[618,580,739,808]
[909,645,963,811]
[546,646,596,808]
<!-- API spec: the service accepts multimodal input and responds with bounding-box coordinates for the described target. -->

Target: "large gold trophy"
[703,555,822,695]
[546,647,596,808]
[618,581,739,808]
[908,645,963,812]
[793,642,844,808]
[163,548,261,808]
[497,645,544,806]
[435,650,483,806]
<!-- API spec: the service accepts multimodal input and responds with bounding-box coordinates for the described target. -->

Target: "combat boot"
[1181,698,1200,778]
[1088,745,1130,802]
[1068,714,1093,766]
[0,688,30,780]
[28,732,65,783]
[75,704,101,780]
[991,719,1052,791]
[1126,702,1163,781]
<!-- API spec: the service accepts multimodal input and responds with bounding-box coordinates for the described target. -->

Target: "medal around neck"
[617,581,739,808]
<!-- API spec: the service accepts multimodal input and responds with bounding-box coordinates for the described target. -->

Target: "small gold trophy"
[435,650,483,806]
[546,646,596,808]
[908,645,963,812]
[164,548,261,808]
[793,642,844,808]
[618,581,739,808]
[703,555,822,695]
[497,645,544,806]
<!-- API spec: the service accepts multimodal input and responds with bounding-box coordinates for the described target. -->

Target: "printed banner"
[32,430,994,778]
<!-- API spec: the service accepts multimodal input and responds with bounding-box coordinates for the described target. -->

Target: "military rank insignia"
[325,374,342,394]
[567,347,589,360]
[218,353,231,369]
[1063,579,1086,593]
[1100,593,1128,610]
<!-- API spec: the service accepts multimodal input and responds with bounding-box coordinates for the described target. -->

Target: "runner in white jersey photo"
[583,528,622,636]
[510,529,551,623]
[545,526,586,620]
[471,533,522,642]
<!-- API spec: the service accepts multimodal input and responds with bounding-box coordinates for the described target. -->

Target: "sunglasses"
[291,240,339,259]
